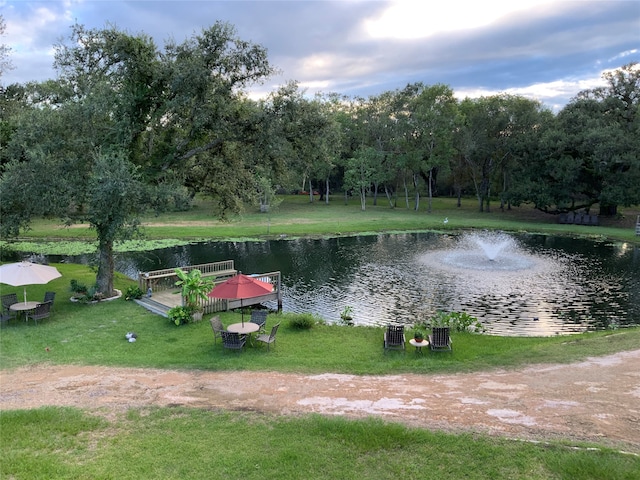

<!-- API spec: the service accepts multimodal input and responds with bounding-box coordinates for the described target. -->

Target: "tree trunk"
[403,177,410,209]
[384,184,395,208]
[96,235,115,298]
[308,179,314,203]
[325,178,330,204]
[359,186,366,211]
[427,169,433,214]
[413,173,420,211]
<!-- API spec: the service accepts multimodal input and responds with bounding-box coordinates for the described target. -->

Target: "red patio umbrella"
[208,274,273,325]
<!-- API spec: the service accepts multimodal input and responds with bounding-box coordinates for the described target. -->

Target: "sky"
[2,0,639,111]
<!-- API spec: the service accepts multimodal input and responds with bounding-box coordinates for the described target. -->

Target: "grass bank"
[3,196,639,254]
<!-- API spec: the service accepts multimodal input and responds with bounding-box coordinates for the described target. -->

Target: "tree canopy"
[1,22,275,295]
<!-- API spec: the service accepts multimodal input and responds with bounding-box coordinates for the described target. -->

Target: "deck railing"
[138,260,236,293]
[203,271,282,314]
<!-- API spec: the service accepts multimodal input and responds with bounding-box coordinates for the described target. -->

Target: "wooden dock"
[136,261,282,317]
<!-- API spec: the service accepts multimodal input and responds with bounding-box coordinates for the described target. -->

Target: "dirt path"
[2,350,640,452]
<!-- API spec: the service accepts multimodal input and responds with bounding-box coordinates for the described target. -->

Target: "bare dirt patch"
[2,350,639,452]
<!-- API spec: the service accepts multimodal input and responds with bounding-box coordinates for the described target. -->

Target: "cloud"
[2,0,639,111]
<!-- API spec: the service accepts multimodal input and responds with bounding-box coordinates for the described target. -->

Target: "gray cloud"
[2,0,639,110]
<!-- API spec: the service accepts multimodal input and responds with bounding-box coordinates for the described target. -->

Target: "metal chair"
[26,301,52,325]
[0,312,11,327]
[43,291,56,310]
[256,323,280,351]
[210,316,225,344]
[1,293,18,318]
[220,330,246,352]
[250,310,268,333]
[383,325,406,353]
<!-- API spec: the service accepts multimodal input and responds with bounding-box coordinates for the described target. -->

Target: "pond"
[42,231,640,336]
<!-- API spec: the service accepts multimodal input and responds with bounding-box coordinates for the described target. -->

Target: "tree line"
[1,21,638,295]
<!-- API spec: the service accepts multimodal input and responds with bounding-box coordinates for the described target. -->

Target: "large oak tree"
[0,22,275,295]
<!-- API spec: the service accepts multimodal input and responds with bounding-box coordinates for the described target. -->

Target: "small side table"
[409,338,429,355]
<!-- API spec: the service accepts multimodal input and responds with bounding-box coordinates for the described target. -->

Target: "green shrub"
[168,305,193,326]
[286,313,318,330]
[69,279,88,295]
[426,311,485,333]
[69,279,105,302]
[124,285,144,301]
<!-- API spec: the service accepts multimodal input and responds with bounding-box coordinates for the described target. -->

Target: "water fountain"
[439,232,536,271]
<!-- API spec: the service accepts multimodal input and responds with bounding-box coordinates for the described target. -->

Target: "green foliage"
[413,330,425,341]
[167,305,193,326]
[285,312,318,330]
[69,279,106,302]
[339,305,354,325]
[174,268,214,312]
[124,285,144,301]
[69,279,88,295]
[425,311,485,333]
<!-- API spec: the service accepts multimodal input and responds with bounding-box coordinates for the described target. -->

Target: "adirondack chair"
[429,327,452,351]
[383,325,405,353]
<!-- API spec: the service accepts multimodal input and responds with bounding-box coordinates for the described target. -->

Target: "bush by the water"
[285,312,320,330]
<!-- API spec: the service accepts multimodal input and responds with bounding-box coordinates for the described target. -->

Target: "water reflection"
[42,233,640,336]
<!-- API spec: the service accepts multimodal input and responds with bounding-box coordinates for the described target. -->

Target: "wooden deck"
[136,261,282,316]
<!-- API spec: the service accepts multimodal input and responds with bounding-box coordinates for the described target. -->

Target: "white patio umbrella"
[0,261,62,304]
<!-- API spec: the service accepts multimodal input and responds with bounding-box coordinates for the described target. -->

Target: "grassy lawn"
[5,195,639,250]
[2,197,640,479]
[3,407,639,480]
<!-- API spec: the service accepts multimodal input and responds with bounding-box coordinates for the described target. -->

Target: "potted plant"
[174,268,215,322]
[413,330,425,343]
[340,305,354,325]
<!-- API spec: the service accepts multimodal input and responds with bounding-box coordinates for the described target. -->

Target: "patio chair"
[429,327,452,352]
[43,291,56,310]
[1,293,18,318]
[210,316,225,344]
[220,330,246,352]
[26,301,52,325]
[250,310,268,333]
[383,325,405,353]
[0,312,11,327]
[256,323,280,351]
